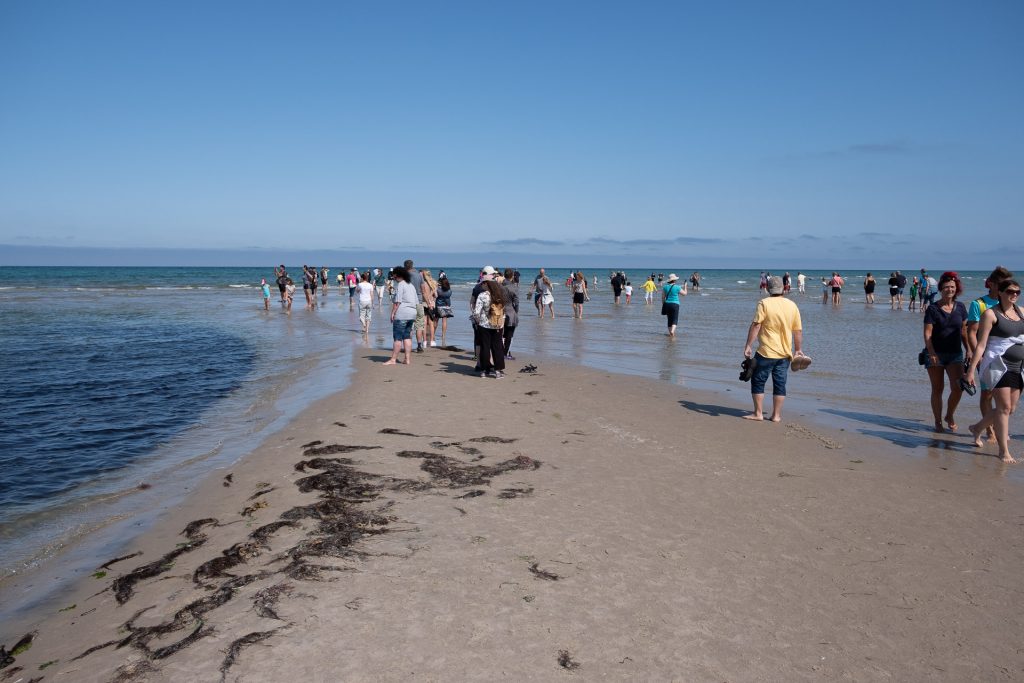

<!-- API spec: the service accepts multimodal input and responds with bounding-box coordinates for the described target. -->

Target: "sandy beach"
[2,347,1022,681]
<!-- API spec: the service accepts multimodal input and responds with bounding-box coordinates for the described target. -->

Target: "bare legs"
[745,394,784,422]
[969,386,1020,463]
[383,339,413,365]
[927,364,964,431]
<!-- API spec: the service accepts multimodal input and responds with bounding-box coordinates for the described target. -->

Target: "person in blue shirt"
[661,273,688,337]
[260,278,271,311]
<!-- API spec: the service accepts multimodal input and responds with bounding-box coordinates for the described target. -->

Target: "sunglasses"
[1004,290,1021,296]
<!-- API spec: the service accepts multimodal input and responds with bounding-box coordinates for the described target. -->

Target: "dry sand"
[2,348,1022,681]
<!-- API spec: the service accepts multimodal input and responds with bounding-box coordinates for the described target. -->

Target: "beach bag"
[488,302,505,328]
[437,304,454,318]
[661,302,669,315]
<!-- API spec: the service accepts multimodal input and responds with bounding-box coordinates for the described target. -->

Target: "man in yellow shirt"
[743,276,804,422]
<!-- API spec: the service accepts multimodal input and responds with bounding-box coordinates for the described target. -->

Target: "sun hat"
[767,276,784,295]
[666,273,679,282]
[481,266,497,276]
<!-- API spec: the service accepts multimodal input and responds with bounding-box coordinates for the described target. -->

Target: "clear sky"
[1,1,1021,268]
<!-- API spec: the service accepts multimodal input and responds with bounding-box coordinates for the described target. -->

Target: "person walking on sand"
[502,268,520,360]
[967,266,1014,444]
[473,279,507,378]
[642,276,657,304]
[661,273,687,337]
[421,269,439,347]
[922,272,969,433]
[384,266,417,366]
[356,271,374,337]
[966,279,1024,463]
[743,275,805,423]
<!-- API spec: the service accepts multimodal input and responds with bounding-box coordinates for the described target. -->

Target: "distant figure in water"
[863,272,876,304]
[642,276,657,304]
[690,272,701,292]
[261,278,271,311]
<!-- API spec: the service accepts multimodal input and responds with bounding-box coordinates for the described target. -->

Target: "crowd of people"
[263,262,1022,462]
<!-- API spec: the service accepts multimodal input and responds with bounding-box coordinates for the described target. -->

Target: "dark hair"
[392,266,410,282]
[938,271,962,297]
[999,279,1020,293]
[504,267,515,280]
[482,279,506,305]
[439,275,450,291]
[361,272,370,282]
[987,266,1013,288]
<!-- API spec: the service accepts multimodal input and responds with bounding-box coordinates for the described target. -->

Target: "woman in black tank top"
[966,279,1024,463]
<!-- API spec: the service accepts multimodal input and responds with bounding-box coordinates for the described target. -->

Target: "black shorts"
[573,292,585,304]
[831,287,841,293]
[995,371,1024,390]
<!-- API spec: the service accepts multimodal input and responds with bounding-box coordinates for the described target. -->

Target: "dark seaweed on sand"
[456,490,485,499]
[112,520,218,604]
[193,519,297,585]
[247,486,277,501]
[100,551,144,571]
[529,563,560,581]
[302,443,381,456]
[429,441,482,456]
[520,364,538,373]
[468,436,519,444]
[378,427,420,437]
[498,487,533,499]
[252,583,295,620]
[558,649,581,670]
[219,628,287,683]
[0,632,35,669]
[110,659,157,682]
[396,451,540,488]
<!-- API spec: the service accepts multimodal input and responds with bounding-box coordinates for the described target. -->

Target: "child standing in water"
[261,278,271,311]
[285,278,295,310]
[624,281,633,304]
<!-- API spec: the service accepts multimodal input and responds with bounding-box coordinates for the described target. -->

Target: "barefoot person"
[922,272,968,432]
[967,266,1013,443]
[966,279,1024,463]
[743,275,804,423]
[661,273,687,337]
[383,266,417,366]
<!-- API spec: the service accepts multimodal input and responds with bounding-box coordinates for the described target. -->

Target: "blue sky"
[1,1,1020,268]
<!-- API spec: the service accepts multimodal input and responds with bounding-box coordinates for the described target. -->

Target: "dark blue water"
[0,307,254,512]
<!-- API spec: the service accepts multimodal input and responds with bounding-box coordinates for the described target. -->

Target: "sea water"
[1,265,1019,592]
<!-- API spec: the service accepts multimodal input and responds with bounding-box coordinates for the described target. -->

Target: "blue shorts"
[751,354,790,396]
[392,319,414,341]
[925,350,963,369]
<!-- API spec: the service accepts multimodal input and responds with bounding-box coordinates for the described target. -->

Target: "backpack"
[488,301,505,328]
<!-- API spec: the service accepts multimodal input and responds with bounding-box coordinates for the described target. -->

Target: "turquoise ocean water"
[1,264,1020,620]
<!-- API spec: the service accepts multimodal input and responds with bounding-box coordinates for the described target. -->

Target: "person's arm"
[680,282,688,297]
[390,284,402,321]
[923,320,937,366]
[966,310,995,383]
[744,322,761,358]
[792,329,803,357]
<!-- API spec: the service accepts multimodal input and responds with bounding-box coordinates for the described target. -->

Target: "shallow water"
[0,265,1019,585]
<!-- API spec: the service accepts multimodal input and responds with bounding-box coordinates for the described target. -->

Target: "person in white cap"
[743,275,805,422]
[661,274,687,337]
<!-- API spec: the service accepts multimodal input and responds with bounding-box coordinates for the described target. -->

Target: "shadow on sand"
[678,400,749,418]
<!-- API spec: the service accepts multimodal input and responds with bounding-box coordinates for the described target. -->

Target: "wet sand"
[2,348,1022,681]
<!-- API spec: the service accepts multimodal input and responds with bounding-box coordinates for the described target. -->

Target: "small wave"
[145,286,195,290]
[228,284,253,288]
[736,280,747,284]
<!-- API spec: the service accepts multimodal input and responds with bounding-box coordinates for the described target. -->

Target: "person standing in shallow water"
[863,273,876,304]
[661,273,687,337]
[743,276,805,423]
